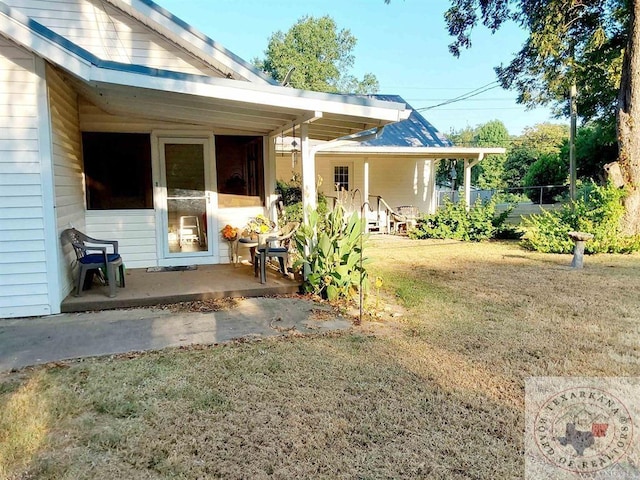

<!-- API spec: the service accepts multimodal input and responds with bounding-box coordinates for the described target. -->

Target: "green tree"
[473,120,510,190]
[523,153,569,203]
[437,126,475,186]
[441,1,626,120]
[437,121,509,190]
[437,0,640,234]
[255,16,379,94]
[567,119,618,182]
[504,123,568,188]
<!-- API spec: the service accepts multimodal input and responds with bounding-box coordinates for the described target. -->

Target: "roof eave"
[318,146,506,157]
[87,67,411,124]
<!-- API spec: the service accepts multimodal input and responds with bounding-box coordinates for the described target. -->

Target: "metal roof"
[357,95,452,148]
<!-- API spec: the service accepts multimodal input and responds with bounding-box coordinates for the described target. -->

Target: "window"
[82,133,153,209]
[334,165,350,191]
[215,135,264,207]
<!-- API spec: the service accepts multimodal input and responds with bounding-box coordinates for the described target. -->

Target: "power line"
[428,107,527,111]
[417,81,501,111]
[380,86,500,91]
[405,97,515,102]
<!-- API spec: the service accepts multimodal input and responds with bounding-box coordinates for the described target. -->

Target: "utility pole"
[569,82,577,202]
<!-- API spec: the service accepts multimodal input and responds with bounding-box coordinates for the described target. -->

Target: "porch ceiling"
[68,76,403,140]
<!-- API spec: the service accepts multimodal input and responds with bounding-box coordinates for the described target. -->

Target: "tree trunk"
[617,0,640,235]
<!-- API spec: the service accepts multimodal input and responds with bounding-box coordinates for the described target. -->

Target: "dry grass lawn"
[1,238,640,479]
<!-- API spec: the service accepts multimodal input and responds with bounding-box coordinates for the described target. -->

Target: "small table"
[237,237,258,265]
[236,234,277,265]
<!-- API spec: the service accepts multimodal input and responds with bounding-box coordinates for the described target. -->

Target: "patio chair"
[395,206,420,231]
[254,222,299,284]
[61,228,125,298]
[390,210,408,233]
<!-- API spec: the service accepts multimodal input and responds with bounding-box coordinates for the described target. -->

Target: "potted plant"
[221,224,239,241]
[244,214,275,240]
[221,224,239,264]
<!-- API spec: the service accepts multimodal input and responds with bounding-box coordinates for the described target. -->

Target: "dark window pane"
[215,135,264,207]
[82,133,153,209]
[334,165,349,191]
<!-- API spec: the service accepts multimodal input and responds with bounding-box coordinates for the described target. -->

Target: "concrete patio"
[61,263,301,313]
[0,297,352,372]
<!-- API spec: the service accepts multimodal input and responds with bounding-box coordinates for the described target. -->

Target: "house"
[0,0,411,318]
[276,95,505,230]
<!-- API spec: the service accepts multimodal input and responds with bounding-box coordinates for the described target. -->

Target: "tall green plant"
[293,206,368,301]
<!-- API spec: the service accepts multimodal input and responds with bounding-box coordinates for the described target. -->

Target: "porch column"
[363,157,370,205]
[463,159,471,208]
[363,157,370,232]
[266,135,278,223]
[426,159,437,214]
[299,122,316,222]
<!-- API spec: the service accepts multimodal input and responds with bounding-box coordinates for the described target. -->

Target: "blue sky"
[155,0,561,136]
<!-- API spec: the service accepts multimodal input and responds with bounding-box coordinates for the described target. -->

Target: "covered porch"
[61,263,301,313]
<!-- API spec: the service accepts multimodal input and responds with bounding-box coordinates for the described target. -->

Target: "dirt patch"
[153,297,241,313]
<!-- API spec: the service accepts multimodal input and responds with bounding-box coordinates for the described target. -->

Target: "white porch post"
[363,157,370,204]
[427,159,438,214]
[299,122,316,222]
[464,153,484,209]
[463,159,471,208]
[363,157,369,232]
[265,135,278,223]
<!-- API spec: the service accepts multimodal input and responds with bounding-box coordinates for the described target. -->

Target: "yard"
[2,237,640,479]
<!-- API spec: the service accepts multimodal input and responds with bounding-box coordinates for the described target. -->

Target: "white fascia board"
[319,146,506,157]
[108,0,275,85]
[88,68,411,124]
[0,8,92,78]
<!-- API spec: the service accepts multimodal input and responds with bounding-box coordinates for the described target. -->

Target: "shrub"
[293,205,367,301]
[276,178,302,205]
[409,198,519,242]
[521,182,640,254]
[276,178,329,228]
[523,153,568,203]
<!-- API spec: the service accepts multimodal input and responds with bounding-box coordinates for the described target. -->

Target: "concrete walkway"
[0,297,352,372]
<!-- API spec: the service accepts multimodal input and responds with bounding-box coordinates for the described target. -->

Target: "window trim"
[333,164,351,192]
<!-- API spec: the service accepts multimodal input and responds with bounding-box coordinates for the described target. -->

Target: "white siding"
[5,0,227,78]
[367,157,437,213]
[275,153,301,183]
[85,207,264,267]
[216,207,264,264]
[46,64,85,299]
[85,211,157,268]
[0,37,51,318]
[315,157,361,202]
